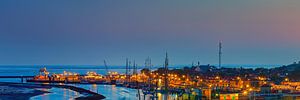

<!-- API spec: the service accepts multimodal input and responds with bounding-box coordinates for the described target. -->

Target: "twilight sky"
[0,0,300,66]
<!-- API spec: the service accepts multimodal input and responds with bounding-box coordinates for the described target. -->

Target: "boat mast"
[104,60,112,82]
[126,58,128,76]
[133,60,136,75]
[164,52,169,100]
[134,60,141,100]
[126,58,129,83]
[149,58,152,88]
[128,61,131,75]
[128,61,131,82]
[145,57,152,88]
[104,60,109,75]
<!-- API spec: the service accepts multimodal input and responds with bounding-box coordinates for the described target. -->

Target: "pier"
[0,76,34,83]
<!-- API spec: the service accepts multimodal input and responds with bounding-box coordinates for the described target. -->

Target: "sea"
[0,65,280,100]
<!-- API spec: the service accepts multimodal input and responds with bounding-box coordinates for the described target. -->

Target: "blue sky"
[0,0,300,66]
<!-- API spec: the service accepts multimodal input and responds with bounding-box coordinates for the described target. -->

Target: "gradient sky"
[0,0,300,66]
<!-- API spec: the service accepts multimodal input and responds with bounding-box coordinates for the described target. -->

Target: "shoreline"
[0,83,50,100]
[0,82,105,100]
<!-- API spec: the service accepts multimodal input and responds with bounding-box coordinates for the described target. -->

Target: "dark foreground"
[0,82,105,100]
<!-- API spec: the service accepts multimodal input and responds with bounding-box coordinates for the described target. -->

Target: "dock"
[0,76,34,83]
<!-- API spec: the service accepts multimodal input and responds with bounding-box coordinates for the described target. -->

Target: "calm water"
[0,65,278,100]
[30,88,82,100]
[0,65,176,100]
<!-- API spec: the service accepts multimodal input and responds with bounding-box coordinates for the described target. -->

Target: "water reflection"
[72,84,186,100]
[30,88,82,100]
[29,84,198,100]
[0,66,194,100]
[72,84,137,100]
[92,84,98,93]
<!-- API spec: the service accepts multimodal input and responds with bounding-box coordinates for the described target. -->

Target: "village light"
[249,88,253,91]
[263,81,267,84]
[243,91,248,95]
[285,78,289,81]
[246,84,249,88]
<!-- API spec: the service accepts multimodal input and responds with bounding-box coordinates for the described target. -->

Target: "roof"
[261,84,272,87]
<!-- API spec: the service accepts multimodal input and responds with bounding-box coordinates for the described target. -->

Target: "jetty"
[0,76,34,83]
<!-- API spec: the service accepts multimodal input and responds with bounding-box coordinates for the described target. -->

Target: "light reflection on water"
[69,84,180,100]
[30,88,82,100]
[71,84,139,100]
[0,66,188,100]
[29,84,181,100]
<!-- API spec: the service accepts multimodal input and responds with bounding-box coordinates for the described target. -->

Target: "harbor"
[2,0,300,100]
[1,54,300,100]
